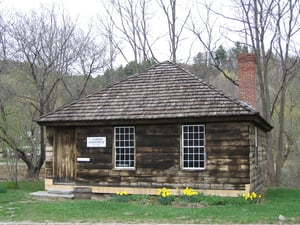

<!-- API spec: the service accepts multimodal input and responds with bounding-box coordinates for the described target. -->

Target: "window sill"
[182,168,206,171]
[113,167,136,171]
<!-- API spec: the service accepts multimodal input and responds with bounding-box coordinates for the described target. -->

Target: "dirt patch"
[172,202,205,208]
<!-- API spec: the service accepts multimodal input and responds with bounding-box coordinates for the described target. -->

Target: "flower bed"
[112,188,263,207]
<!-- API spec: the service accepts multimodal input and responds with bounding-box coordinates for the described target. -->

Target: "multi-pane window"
[114,126,135,168]
[182,125,205,169]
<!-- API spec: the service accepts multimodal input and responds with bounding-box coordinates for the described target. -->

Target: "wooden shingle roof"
[38,61,271,130]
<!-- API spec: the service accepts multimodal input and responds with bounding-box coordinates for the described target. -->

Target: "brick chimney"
[237,53,257,109]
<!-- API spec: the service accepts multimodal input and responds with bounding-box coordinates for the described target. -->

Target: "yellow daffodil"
[241,191,262,204]
[182,187,198,196]
[157,187,173,198]
[117,191,128,196]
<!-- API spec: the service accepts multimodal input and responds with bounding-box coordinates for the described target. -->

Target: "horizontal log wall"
[45,127,54,179]
[205,122,250,190]
[76,126,113,184]
[44,122,253,191]
[249,126,267,193]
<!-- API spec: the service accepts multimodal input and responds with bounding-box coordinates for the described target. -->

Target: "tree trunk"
[26,164,42,180]
[266,133,276,185]
[171,0,176,62]
[18,151,43,180]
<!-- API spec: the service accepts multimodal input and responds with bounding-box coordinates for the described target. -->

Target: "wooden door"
[53,127,76,183]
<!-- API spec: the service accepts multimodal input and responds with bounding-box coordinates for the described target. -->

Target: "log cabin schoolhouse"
[38,53,272,197]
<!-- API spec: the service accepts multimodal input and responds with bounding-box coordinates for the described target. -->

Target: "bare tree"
[3,5,78,179]
[62,27,109,99]
[0,77,30,185]
[272,0,300,185]
[0,9,11,71]
[157,0,190,62]
[102,0,157,64]
[100,18,118,70]
[0,9,30,182]
[191,0,300,185]
[0,5,110,179]
[237,0,300,185]
[236,0,277,184]
[189,1,239,85]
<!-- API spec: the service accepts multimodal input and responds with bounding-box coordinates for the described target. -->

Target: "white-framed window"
[114,126,135,169]
[182,124,206,169]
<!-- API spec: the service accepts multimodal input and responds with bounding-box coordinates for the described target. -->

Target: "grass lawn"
[0,181,299,224]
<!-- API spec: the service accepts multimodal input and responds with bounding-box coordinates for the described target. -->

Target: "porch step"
[30,189,74,199]
[48,188,73,195]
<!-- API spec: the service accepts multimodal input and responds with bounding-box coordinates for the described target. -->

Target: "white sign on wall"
[77,157,90,162]
[87,137,106,147]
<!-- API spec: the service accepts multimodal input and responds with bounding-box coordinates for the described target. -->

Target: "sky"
[1,0,240,65]
[2,0,101,15]
[2,0,102,25]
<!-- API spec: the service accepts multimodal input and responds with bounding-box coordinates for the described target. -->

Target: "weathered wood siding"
[45,127,54,179]
[205,122,250,190]
[249,126,268,192]
[53,127,77,183]
[76,126,113,184]
[44,121,260,191]
[44,127,77,183]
